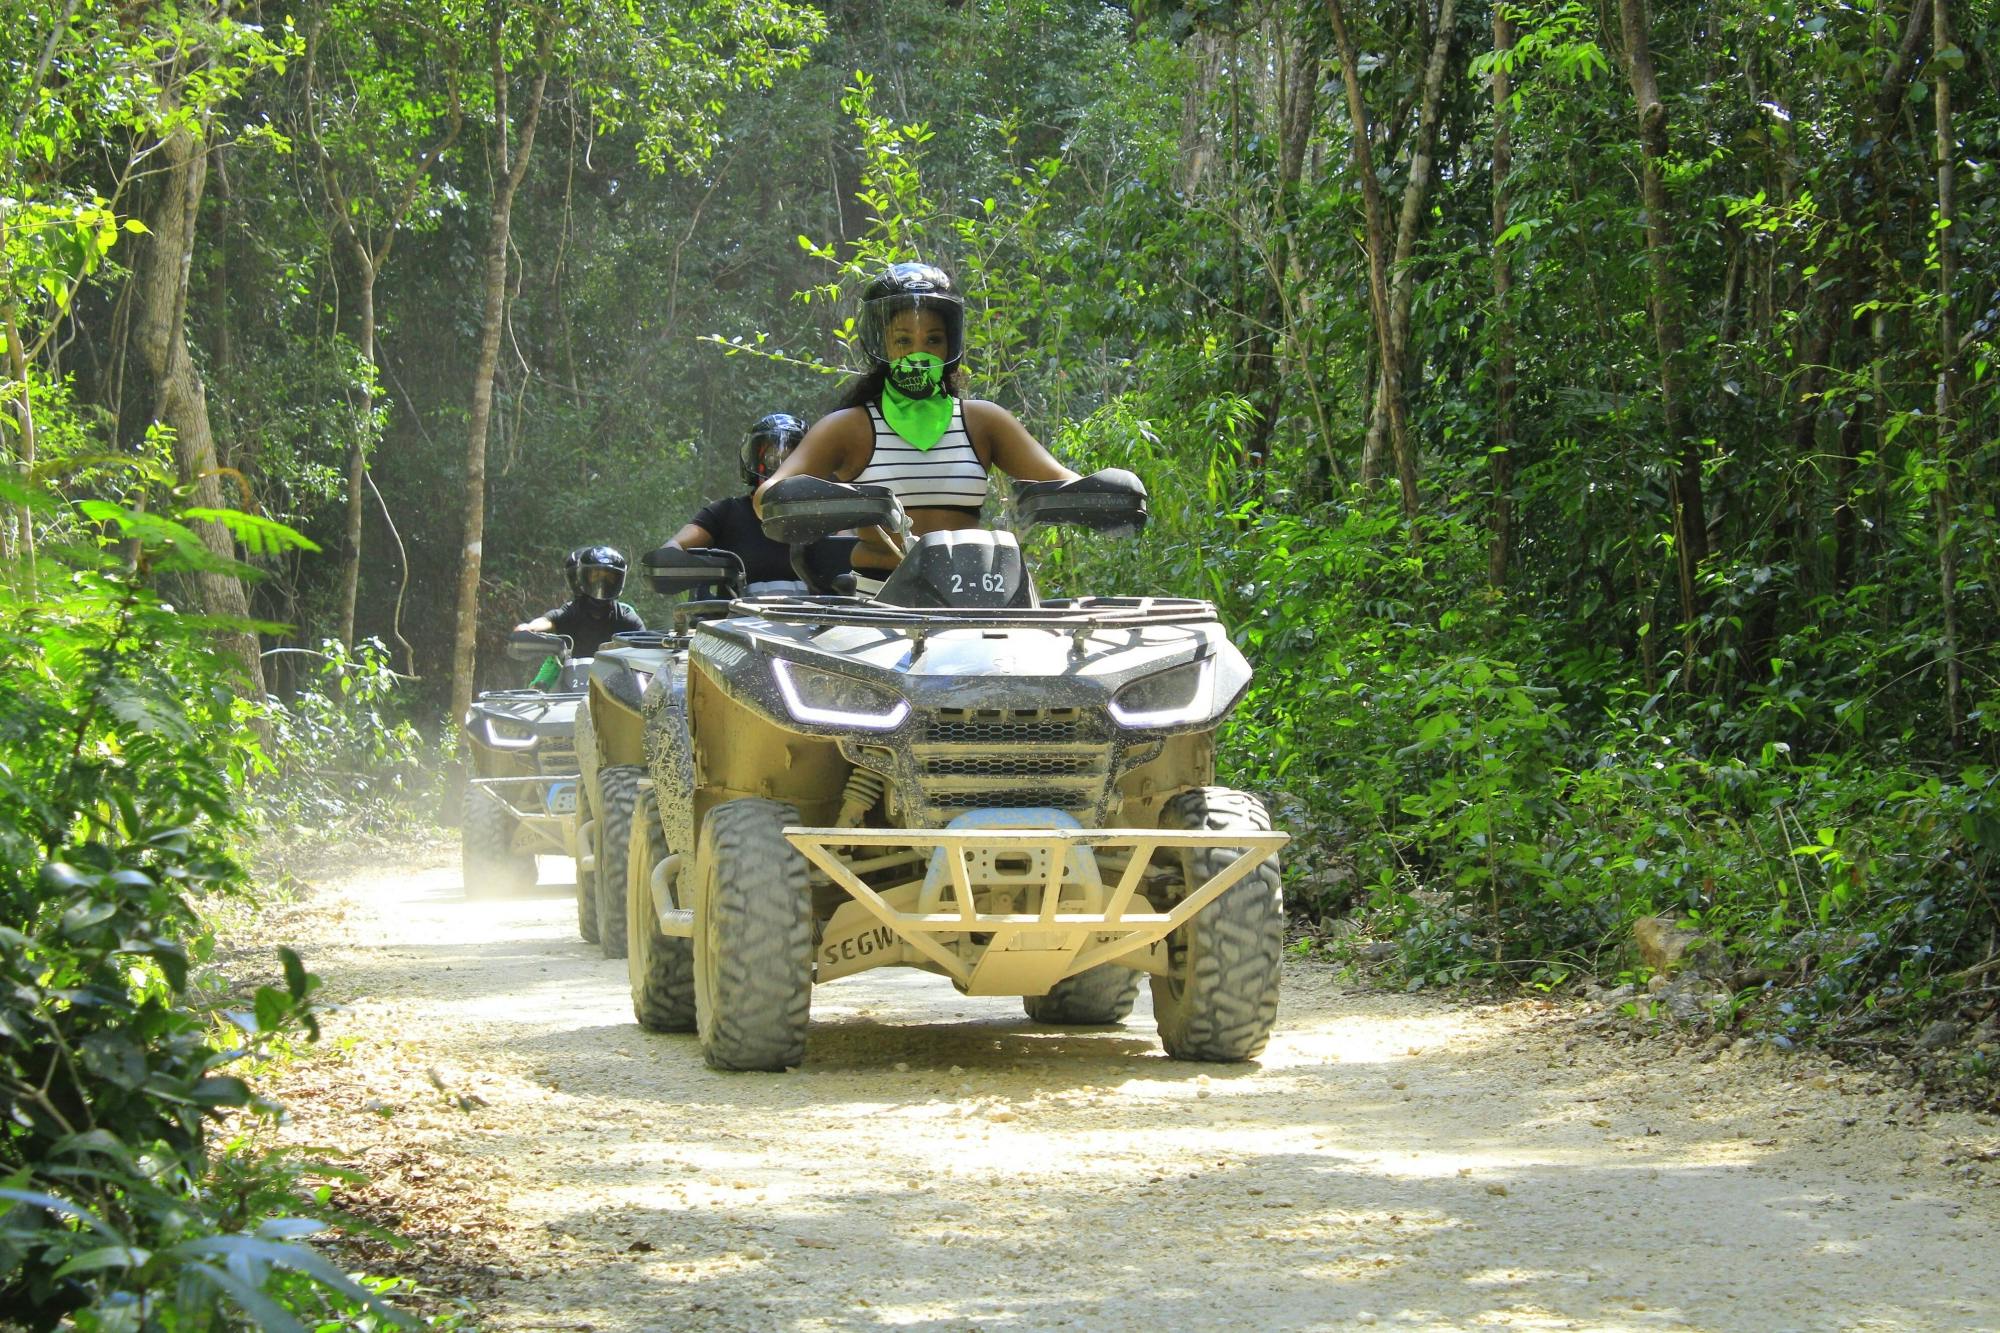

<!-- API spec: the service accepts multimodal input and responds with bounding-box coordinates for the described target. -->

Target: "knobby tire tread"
[1023,965,1142,1025]
[1151,787,1283,1062]
[629,792,696,1031]
[461,782,535,898]
[595,765,642,959]
[698,799,813,1072]
[574,780,600,943]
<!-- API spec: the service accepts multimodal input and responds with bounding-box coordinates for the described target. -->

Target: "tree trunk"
[449,21,552,725]
[1236,38,1319,483]
[1488,4,1516,588]
[1931,0,1960,746]
[1617,0,1705,658]
[1327,0,1419,518]
[336,251,375,648]
[129,123,267,697]
[1364,0,1457,508]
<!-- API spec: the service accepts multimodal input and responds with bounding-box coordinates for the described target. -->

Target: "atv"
[573,625,693,955]
[626,471,1286,1070]
[459,629,588,896]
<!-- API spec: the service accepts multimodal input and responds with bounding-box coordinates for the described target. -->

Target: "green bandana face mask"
[880,353,951,450]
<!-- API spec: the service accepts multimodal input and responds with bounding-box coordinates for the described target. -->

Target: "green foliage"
[258,638,441,835]
[0,493,414,1328]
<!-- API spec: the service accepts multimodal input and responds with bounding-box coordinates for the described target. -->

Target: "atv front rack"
[783,825,1286,996]
[738,595,1220,633]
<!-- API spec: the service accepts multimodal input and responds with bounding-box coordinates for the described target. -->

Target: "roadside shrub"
[0,493,412,1329]
[257,638,441,837]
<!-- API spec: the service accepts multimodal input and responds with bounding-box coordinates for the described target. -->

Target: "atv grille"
[537,740,579,775]
[904,707,1116,824]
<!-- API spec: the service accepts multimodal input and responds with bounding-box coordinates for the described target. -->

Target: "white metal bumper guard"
[784,809,1287,997]
[469,774,578,855]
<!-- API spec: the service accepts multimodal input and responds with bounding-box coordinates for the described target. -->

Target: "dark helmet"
[563,544,627,604]
[740,412,806,488]
[858,262,965,371]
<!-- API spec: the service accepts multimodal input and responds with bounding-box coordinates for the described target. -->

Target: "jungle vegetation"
[3,0,1998,1319]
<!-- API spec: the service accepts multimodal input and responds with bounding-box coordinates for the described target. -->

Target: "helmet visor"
[859,292,965,367]
[750,433,793,479]
[578,565,624,601]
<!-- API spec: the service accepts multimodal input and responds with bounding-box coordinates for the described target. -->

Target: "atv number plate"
[545,781,578,815]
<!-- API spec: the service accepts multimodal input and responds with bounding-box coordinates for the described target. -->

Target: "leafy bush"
[0,492,413,1328]
[257,638,442,837]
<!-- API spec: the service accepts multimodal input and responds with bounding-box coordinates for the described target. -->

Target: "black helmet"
[740,412,806,488]
[858,262,965,371]
[563,544,627,604]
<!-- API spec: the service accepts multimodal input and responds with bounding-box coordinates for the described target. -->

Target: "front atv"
[459,630,587,895]
[632,473,1286,1070]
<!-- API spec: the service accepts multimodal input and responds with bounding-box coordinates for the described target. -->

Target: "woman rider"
[754,263,1075,596]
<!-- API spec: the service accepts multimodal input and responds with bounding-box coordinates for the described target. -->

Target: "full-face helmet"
[740,412,806,488]
[563,545,627,605]
[858,262,965,371]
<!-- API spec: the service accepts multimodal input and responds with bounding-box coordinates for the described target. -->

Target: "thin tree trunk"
[1618,0,1705,660]
[1931,0,1960,746]
[1365,0,1458,500]
[1488,4,1516,588]
[450,19,552,724]
[3,287,33,577]
[1237,38,1319,482]
[1328,0,1419,518]
[336,255,375,647]
[129,123,267,697]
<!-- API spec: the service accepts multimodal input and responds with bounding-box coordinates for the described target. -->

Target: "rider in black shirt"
[515,546,644,683]
[668,414,850,594]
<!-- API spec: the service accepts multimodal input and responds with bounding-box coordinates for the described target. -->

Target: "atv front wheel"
[574,782,601,944]
[694,799,812,1071]
[1150,787,1283,1062]
[461,782,536,897]
[594,765,643,959]
[627,789,695,1031]
[1023,965,1141,1025]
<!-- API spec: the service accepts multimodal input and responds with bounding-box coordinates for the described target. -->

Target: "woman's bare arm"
[964,399,1077,482]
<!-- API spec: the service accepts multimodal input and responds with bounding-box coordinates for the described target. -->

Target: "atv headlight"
[772,659,909,730]
[483,718,539,749]
[1109,658,1215,728]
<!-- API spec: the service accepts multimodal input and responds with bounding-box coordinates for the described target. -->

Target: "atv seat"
[872,529,1034,610]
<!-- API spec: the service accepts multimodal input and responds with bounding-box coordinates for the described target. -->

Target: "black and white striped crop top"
[850,400,990,513]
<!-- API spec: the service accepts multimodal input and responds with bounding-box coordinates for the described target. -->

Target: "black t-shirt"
[543,598,645,658]
[689,493,798,585]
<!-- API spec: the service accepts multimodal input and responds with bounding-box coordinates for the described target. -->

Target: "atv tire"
[1023,965,1142,1025]
[694,799,812,1071]
[461,782,536,897]
[594,765,643,959]
[1150,787,1283,1062]
[574,782,601,944]
[627,789,695,1031]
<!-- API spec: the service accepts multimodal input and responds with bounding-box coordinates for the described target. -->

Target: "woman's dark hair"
[832,363,965,413]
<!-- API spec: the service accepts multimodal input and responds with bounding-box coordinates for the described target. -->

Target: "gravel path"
[245,845,2000,1332]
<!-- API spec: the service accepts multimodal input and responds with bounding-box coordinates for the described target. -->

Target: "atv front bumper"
[784,824,1287,996]
[470,775,580,856]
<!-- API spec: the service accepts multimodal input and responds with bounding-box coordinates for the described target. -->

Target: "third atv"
[626,471,1286,1070]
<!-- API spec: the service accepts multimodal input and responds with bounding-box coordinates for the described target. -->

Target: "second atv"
[459,629,588,896]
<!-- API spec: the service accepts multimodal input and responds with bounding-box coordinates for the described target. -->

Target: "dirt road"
[242,846,2000,1332]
